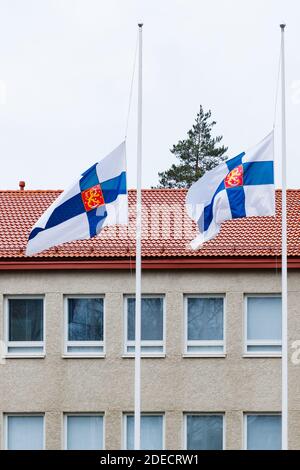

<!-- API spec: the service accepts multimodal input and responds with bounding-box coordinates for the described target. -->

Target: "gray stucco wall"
[0,269,299,449]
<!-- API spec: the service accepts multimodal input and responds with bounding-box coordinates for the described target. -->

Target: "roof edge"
[0,257,298,270]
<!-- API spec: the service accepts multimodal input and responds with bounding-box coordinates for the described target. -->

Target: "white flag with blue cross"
[186,132,275,249]
[26,142,127,256]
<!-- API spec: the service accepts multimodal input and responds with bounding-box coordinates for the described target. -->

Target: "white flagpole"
[134,22,143,451]
[280,23,288,450]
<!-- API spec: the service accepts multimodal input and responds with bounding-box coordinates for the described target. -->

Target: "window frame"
[4,295,45,358]
[244,294,282,357]
[123,295,166,357]
[183,294,226,357]
[122,412,165,450]
[4,413,45,450]
[243,412,281,450]
[183,412,225,450]
[63,295,105,358]
[63,413,105,450]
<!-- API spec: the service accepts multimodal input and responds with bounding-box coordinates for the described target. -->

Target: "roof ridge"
[0,188,298,193]
[0,189,63,193]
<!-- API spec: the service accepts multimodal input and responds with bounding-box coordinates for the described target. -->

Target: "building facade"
[0,188,299,450]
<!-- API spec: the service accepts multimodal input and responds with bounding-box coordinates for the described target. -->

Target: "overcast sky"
[0,0,299,190]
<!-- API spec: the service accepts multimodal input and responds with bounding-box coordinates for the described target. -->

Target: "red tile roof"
[0,189,299,263]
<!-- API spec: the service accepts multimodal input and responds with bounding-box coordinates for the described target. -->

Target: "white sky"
[0,0,299,190]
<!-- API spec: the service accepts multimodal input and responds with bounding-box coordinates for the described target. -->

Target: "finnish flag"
[186,132,275,249]
[26,142,127,256]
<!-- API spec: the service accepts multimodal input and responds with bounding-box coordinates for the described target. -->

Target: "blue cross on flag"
[186,132,275,249]
[26,142,127,256]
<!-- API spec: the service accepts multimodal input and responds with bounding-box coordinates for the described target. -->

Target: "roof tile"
[0,189,298,260]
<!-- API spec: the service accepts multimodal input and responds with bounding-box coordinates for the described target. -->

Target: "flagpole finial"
[138,23,143,28]
[280,24,286,30]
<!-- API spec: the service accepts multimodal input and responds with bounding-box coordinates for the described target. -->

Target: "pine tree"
[157,106,228,188]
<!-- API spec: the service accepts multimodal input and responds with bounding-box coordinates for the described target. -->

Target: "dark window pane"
[9,299,43,342]
[187,415,223,450]
[127,298,163,341]
[127,299,135,341]
[187,298,223,341]
[68,298,103,341]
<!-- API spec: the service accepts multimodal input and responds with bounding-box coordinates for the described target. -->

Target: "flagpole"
[280,23,288,450]
[134,22,143,451]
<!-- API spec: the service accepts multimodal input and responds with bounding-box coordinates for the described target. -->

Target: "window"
[245,414,281,450]
[65,414,104,450]
[65,296,104,356]
[184,296,225,355]
[5,297,45,356]
[5,415,44,450]
[245,296,281,355]
[185,414,224,450]
[124,296,165,355]
[124,414,164,450]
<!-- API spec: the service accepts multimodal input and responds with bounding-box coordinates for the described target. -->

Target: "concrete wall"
[0,269,299,449]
